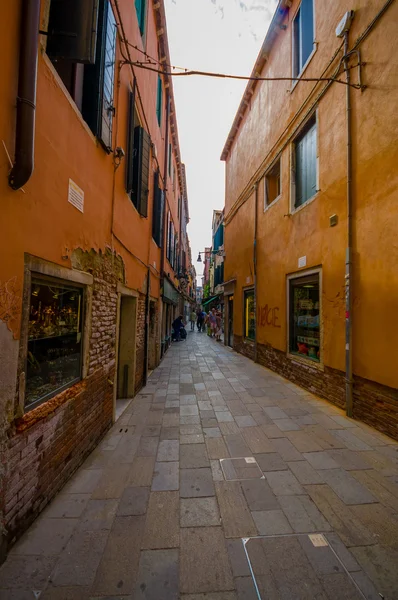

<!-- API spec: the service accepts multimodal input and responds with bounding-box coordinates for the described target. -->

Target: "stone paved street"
[1,332,398,599]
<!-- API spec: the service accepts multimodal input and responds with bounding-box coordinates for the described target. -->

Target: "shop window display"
[289,273,320,362]
[244,289,255,341]
[26,277,84,408]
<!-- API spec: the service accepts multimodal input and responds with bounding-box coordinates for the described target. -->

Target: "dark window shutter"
[82,0,116,148]
[126,85,136,194]
[135,0,146,36]
[98,2,117,150]
[152,170,163,246]
[47,0,99,63]
[156,76,162,126]
[132,126,151,216]
[301,0,314,68]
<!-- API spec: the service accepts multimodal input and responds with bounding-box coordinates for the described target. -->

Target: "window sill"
[264,194,281,213]
[290,191,319,216]
[291,44,318,93]
[287,351,324,371]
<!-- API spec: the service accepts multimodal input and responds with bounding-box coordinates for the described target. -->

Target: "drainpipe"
[253,182,259,363]
[144,267,150,385]
[343,24,354,417]
[9,0,40,190]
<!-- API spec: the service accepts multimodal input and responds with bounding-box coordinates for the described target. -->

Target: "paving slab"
[91,515,145,596]
[241,479,280,511]
[156,439,179,462]
[133,549,179,600]
[117,486,150,517]
[180,497,220,527]
[142,491,179,549]
[241,427,274,454]
[215,481,257,538]
[10,518,78,557]
[206,437,230,459]
[180,444,209,468]
[180,528,234,594]
[180,468,215,497]
[129,456,155,487]
[270,437,303,461]
[287,460,325,484]
[279,495,332,533]
[151,461,179,491]
[265,470,306,496]
[251,509,293,535]
[226,540,251,578]
[320,468,377,505]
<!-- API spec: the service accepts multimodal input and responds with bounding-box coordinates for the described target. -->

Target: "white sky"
[164,0,277,283]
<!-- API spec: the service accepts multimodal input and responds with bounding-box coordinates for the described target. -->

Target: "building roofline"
[220,0,290,162]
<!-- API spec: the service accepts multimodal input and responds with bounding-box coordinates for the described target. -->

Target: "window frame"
[156,75,163,127]
[243,287,255,342]
[264,155,282,212]
[291,0,316,89]
[290,112,319,214]
[286,267,323,369]
[18,256,93,414]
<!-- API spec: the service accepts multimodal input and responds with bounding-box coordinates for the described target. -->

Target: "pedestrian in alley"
[190,308,196,331]
[215,311,223,341]
[196,308,204,332]
[172,315,185,341]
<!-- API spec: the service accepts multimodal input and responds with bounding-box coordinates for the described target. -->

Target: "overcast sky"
[164,0,277,283]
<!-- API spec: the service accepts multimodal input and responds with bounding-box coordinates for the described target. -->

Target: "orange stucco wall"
[224,0,398,390]
[0,0,187,342]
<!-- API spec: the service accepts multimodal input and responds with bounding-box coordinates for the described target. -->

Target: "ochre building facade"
[0,0,192,557]
[222,0,398,440]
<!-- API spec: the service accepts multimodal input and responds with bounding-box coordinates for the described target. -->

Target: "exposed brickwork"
[4,249,123,546]
[234,335,398,442]
[148,300,159,371]
[135,293,146,394]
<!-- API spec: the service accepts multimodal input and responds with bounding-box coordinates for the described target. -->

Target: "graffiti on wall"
[258,304,281,328]
[0,277,21,338]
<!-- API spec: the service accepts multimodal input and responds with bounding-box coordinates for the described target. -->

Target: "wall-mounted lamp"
[197,253,202,262]
[114,146,125,167]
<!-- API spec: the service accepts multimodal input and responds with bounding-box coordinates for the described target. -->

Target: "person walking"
[190,309,196,331]
[215,311,223,341]
[196,308,204,332]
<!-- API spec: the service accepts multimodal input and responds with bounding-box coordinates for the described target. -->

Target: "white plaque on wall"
[298,256,307,268]
[68,179,84,213]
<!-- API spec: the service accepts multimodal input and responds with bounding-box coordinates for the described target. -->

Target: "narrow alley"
[1,332,397,599]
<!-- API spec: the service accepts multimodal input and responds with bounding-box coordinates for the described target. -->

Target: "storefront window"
[244,289,255,341]
[26,277,84,407]
[289,273,320,362]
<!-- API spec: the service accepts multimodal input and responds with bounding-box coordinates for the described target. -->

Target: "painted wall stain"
[258,304,281,328]
[0,277,21,338]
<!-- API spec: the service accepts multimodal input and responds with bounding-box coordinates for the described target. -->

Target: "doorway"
[228,295,234,347]
[116,295,137,417]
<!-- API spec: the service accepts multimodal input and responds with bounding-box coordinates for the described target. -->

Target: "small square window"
[265,158,281,208]
[26,277,84,408]
[244,289,255,341]
[288,272,320,362]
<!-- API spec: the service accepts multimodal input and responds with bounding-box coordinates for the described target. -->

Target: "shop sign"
[68,179,84,213]
[163,278,179,305]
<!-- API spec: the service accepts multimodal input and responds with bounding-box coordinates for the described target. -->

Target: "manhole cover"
[220,457,264,480]
[243,534,371,599]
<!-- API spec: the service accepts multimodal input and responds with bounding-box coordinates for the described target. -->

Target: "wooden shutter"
[98,2,117,150]
[295,118,316,207]
[126,85,136,194]
[152,170,163,246]
[132,126,151,216]
[47,0,99,63]
[301,0,314,68]
[82,0,116,147]
[135,0,146,35]
[156,76,162,126]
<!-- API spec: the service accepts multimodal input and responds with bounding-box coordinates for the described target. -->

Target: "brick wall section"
[135,293,146,394]
[4,250,121,546]
[234,335,398,441]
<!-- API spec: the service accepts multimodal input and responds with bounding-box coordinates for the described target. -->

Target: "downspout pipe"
[253,182,259,364]
[344,29,353,417]
[9,0,40,190]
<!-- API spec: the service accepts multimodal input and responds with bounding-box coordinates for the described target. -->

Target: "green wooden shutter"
[135,0,146,36]
[156,76,162,126]
[301,0,314,68]
[132,126,151,216]
[126,84,136,194]
[295,118,317,207]
[47,0,99,63]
